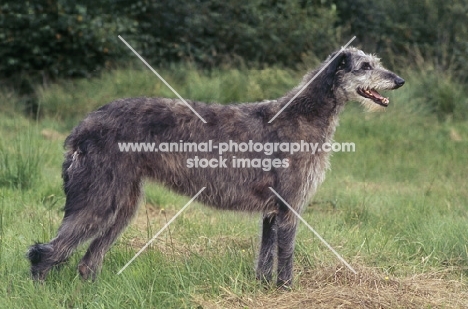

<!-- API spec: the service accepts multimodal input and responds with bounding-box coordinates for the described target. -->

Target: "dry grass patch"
[196,265,468,308]
[122,203,187,255]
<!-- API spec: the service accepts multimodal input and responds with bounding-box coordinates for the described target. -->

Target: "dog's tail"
[27,243,53,265]
[27,242,54,280]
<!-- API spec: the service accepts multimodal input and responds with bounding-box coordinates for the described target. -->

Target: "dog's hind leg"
[256,212,278,283]
[28,151,138,281]
[77,181,142,280]
[28,210,106,281]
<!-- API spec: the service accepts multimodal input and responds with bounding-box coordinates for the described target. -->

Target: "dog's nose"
[394,77,405,88]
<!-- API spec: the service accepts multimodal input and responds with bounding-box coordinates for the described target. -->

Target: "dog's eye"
[361,63,372,70]
[337,58,347,70]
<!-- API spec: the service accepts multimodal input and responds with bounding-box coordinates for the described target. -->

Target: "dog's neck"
[273,85,345,145]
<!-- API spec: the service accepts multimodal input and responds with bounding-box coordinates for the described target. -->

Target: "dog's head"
[325,47,405,111]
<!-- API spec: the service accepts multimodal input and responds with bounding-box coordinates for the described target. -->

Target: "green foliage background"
[0,0,467,119]
[1,0,467,76]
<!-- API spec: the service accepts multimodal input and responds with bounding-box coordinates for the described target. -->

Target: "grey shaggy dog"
[28,47,404,287]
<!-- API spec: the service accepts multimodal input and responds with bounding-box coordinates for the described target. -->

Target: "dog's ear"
[324,50,350,89]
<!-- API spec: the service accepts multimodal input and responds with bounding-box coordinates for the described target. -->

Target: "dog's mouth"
[357,88,390,107]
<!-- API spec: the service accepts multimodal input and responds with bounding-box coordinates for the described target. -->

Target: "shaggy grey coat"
[28,47,404,286]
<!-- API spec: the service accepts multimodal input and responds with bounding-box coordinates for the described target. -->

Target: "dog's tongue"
[369,89,384,99]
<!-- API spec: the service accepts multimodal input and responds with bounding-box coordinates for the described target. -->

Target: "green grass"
[0,65,467,308]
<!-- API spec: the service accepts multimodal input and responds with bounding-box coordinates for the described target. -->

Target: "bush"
[1,0,467,122]
[125,0,340,68]
[0,1,135,80]
[135,0,339,66]
[334,0,468,80]
[0,0,340,82]
[0,0,138,114]
[416,74,468,121]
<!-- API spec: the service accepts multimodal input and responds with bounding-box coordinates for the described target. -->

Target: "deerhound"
[28,47,404,286]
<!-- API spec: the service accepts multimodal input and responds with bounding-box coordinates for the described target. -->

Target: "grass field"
[0,65,468,308]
